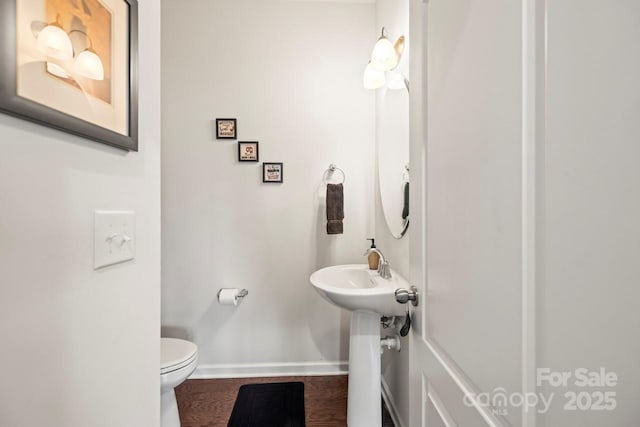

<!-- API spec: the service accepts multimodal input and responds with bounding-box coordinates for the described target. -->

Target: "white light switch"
[94,210,136,269]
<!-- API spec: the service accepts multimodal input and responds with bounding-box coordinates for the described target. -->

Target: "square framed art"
[216,118,236,139]
[0,0,139,151]
[263,162,283,183]
[238,141,259,162]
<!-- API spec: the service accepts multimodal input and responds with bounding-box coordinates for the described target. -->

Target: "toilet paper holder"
[217,288,249,301]
[217,288,249,305]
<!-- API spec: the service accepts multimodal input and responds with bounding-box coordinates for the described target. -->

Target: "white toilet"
[161,338,198,427]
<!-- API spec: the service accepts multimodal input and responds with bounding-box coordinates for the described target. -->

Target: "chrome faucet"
[364,247,392,279]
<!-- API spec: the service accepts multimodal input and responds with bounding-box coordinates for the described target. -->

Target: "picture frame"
[263,162,283,183]
[238,141,259,162]
[0,0,139,151]
[216,118,236,139]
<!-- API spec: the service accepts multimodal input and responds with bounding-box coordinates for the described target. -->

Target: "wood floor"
[175,375,349,427]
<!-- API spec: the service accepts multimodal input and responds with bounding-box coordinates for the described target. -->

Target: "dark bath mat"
[227,382,305,427]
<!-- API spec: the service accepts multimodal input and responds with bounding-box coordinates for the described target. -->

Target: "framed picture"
[263,162,283,183]
[0,0,139,151]
[238,141,258,162]
[216,118,236,139]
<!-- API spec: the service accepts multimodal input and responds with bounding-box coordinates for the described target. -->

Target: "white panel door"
[408,0,537,425]
[409,0,640,426]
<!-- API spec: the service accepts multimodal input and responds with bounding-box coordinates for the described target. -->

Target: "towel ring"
[324,164,346,184]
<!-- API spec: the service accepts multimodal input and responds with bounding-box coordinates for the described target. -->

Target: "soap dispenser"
[366,238,380,270]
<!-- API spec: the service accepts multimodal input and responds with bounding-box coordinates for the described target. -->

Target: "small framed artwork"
[238,141,259,162]
[216,118,237,139]
[263,162,283,183]
[0,0,139,151]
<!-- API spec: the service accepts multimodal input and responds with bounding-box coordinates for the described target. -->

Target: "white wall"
[161,0,375,375]
[374,1,411,426]
[0,0,162,426]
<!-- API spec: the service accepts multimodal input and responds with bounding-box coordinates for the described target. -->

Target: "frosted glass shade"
[46,62,70,78]
[37,24,73,60]
[370,36,397,72]
[388,73,407,90]
[74,49,105,80]
[363,61,385,89]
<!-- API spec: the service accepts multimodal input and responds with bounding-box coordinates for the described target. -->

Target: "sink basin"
[310,264,407,316]
[309,263,411,427]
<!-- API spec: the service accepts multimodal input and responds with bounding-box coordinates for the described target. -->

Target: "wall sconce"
[363,60,386,89]
[35,16,105,81]
[364,27,405,89]
[387,73,409,91]
[371,27,396,71]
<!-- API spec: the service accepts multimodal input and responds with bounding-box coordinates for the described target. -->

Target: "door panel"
[411,0,524,425]
[426,384,456,427]
[425,1,522,420]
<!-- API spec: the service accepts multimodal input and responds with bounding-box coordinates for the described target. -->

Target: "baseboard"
[381,376,406,427]
[191,361,349,379]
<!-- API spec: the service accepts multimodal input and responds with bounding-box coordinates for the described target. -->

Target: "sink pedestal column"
[347,310,381,427]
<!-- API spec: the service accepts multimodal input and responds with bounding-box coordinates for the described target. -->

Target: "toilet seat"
[161,338,198,375]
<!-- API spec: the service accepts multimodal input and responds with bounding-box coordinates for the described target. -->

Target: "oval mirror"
[378,76,409,238]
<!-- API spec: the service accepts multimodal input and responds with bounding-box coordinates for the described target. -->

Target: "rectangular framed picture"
[263,162,283,183]
[238,141,258,162]
[216,118,236,139]
[0,0,139,151]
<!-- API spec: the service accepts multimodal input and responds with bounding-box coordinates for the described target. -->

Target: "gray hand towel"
[326,183,344,235]
[402,182,409,219]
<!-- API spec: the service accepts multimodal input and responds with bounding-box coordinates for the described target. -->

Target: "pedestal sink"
[310,264,408,427]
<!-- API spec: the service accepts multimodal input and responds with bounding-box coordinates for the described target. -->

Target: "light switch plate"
[94,210,136,269]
